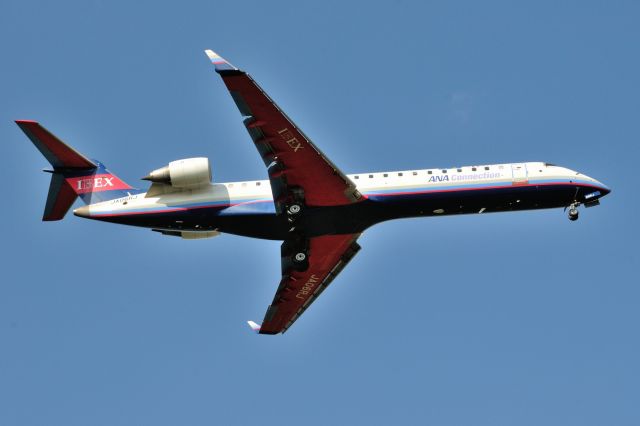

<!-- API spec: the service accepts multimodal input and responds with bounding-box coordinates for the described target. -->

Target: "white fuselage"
[78,162,608,218]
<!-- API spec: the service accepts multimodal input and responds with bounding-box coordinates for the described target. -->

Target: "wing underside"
[258,233,361,334]
[205,50,364,334]
[205,50,362,213]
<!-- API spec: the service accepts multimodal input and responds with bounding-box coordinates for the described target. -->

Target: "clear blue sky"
[1,1,638,425]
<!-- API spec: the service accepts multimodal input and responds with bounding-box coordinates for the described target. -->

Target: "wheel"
[287,204,302,215]
[568,208,579,221]
[293,252,307,263]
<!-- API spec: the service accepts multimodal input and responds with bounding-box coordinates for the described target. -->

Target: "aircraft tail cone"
[74,205,91,218]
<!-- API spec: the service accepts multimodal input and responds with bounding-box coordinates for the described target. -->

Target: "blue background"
[1,1,638,425]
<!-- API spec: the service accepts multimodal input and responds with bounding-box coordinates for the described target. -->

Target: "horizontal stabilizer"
[16,120,96,169]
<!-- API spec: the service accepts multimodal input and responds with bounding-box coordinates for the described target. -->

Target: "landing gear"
[287,203,302,215]
[282,236,309,271]
[286,203,303,223]
[568,204,579,221]
[290,250,308,271]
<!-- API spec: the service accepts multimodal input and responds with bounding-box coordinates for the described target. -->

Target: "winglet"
[247,321,261,333]
[204,49,239,73]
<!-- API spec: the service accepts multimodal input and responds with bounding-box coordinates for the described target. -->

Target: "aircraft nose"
[584,180,611,202]
[73,205,91,218]
[597,182,611,196]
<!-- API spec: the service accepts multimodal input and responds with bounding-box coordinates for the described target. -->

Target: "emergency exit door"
[511,164,528,185]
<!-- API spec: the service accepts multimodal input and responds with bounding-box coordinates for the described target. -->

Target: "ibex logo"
[66,174,131,194]
[278,128,304,153]
[76,176,114,190]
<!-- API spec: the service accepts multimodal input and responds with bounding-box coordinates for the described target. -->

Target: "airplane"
[16,50,611,335]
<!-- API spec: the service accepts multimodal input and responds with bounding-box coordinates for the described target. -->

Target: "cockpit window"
[544,163,557,167]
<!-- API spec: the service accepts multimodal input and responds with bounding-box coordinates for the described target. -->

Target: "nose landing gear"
[568,207,579,221]
[567,203,580,221]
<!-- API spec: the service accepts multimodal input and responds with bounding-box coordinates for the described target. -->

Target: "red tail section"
[16,120,137,221]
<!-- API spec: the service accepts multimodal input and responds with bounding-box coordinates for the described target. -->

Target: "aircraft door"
[511,164,528,185]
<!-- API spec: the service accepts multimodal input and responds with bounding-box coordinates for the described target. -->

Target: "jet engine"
[143,157,212,188]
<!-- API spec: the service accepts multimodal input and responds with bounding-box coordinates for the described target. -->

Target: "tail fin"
[16,120,136,221]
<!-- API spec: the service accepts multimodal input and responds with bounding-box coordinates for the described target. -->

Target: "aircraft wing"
[254,233,361,334]
[205,50,362,212]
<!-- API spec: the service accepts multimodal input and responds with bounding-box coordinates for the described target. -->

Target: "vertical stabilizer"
[16,120,137,220]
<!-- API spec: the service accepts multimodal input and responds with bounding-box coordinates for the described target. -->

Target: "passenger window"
[428,170,432,175]
[412,171,418,176]
[457,168,462,172]
[354,175,359,179]
[442,170,447,174]
[369,174,373,178]
[472,167,477,171]
[383,173,388,177]
[484,166,490,170]
[256,182,261,186]
[398,173,403,177]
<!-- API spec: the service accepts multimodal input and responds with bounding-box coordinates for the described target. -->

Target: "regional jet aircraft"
[16,50,611,334]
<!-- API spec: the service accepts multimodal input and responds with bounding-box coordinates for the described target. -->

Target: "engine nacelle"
[143,157,212,189]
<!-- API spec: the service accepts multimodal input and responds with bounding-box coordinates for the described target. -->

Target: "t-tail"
[16,120,138,221]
